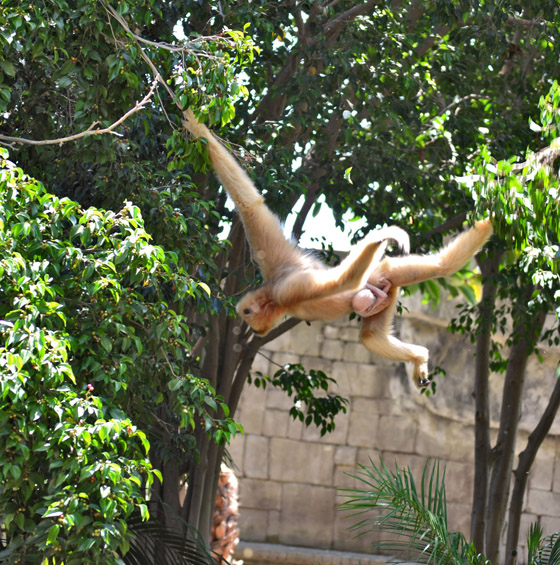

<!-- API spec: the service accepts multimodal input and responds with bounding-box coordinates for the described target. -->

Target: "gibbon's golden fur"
[183,109,492,387]
[183,108,410,330]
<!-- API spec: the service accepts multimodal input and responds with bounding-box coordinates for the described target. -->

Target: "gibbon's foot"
[412,356,430,388]
[352,278,393,317]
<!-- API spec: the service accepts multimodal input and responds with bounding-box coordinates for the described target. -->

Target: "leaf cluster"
[249,362,348,436]
[341,458,483,564]
[449,81,560,354]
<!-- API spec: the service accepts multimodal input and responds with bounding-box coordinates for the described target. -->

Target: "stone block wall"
[228,293,560,561]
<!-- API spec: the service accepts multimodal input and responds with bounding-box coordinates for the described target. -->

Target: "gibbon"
[183,109,492,388]
[183,109,410,333]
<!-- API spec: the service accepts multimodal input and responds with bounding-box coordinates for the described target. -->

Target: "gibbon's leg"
[372,219,492,288]
[359,291,430,388]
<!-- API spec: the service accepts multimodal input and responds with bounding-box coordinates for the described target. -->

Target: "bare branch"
[442,93,487,116]
[254,317,302,346]
[427,212,468,236]
[160,346,180,379]
[324,0,380,40]
[507,15,544,28]
[101,2,177,103]
[511,142,560,172]
[505,364,560,560]
[323,0,345,11]
[0,79,157,148]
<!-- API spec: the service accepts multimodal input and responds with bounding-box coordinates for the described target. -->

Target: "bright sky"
[221,193,367,251]
[284,194,367,251]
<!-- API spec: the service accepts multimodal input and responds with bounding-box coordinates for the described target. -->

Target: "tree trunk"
[485,292,547,564]
[504,372,560,564]
[470,253,502,552]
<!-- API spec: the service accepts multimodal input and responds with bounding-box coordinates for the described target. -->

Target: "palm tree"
[340,457,558,565]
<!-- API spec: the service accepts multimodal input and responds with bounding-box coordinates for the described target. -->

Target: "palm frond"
[123,510,226,565]
[528,522,545,563]
[529,527,560,565]
[340,457,478,564]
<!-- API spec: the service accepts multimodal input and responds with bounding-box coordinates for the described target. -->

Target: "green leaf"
[14,513,24,530]
[168,378,182,391]
[0,61,16,77]
[100,336,112,353]
[204,396,217,411]
[9,465,21,480]
[47,524,60,545]
[139,503,149,520]
[198,282,211,296]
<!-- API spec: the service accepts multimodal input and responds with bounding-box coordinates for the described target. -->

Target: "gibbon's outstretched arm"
[373,219,493,287]
[182,109,410,335]
[183,109,289,281]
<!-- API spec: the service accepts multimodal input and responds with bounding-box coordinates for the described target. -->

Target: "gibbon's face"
[236,289,280,336]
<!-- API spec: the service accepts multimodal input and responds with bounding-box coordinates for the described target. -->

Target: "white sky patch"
[219,193,365,250]
[284,194,367,251]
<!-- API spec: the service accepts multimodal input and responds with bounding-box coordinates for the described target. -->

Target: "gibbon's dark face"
[236,289,280,336]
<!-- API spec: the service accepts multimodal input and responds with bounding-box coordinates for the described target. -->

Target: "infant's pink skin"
[351,278,392,317]
[352,288,376,316]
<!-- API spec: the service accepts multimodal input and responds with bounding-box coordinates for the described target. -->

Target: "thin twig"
[160,346,180,378]
[101,2,177,102]
[254,348,288,370]
[0,79,157,147]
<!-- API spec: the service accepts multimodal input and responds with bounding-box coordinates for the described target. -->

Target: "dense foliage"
[0,152,237,561]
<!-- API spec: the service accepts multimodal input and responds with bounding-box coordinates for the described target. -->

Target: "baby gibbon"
[183,109,492,387]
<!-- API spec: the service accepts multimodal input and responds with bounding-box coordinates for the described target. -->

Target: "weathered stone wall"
[229,292,560,562]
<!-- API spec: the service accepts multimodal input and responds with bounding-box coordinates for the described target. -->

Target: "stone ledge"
[234,541,407,564]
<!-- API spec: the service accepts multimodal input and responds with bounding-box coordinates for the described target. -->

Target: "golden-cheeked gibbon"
[183,109,492,388]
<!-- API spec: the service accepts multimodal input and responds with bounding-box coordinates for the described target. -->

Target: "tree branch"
[323,0,380,41]
[505,364,560,563]
[511,142,560,172]
[101,2,177,103]
[427,212,468,236]
[0,79,157,147]
[228,317,302,416]
[507,15,544,28]
[254,0,381,123]
[470,252,502,552]
[485,292,548,564]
